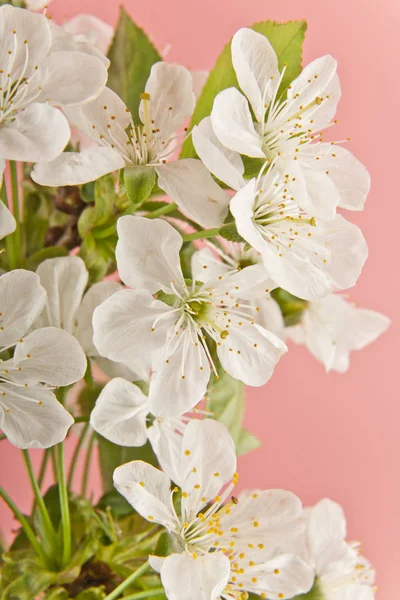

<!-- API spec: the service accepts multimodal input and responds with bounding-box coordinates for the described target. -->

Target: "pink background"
[1,0,399,597]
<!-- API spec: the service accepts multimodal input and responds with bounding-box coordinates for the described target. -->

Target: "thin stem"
[67,422,90,489]
[81,432,96,498]
[0,486,48,564]
[123,589,165,600]
[9,160,21,269]
[56,443,71,568]
[145,201,177,219]
[104,562,150,600]
[181,227,219,242]
[37,449,50,489]
[74,415,90,423]
[22,449,56,540]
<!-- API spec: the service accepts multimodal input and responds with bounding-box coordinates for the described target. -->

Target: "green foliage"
[181,19,307,159]
[78,174,120,283]
[219,221,246,243]
[107,7,162,121]
[271,288,309,327]
[294,581,323,600]
[206,371,261,456]
[75,589,107,600]
[124,166,156,207]
[97,436,158,494]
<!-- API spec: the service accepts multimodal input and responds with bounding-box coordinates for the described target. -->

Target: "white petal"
[13,327,86,386]
[49,21,109,67]
[32,147,125,187]
[74,281,122,355]
[286,56,337,119]
[116,215,185,293]
[242,554,314,598]
[148,330,211,418]
[0,6,52,74]
[299,163,341,221]
[192,117,245,190]
[0,104,70,163]
[329,585,375,600]
[0,201,16,241]
[223,489,306,548]
[310,144,371,211]
[231,28,279,122]
[90,377,149,446]
[140,62,195,140]
[64,87,131,142]
[216,319,287,386]
[35,256,88,333]
[160,552,230,600]
[63,15,114,55]
[255,295,285,338]
[211,87,265,157]
[147,418,185,485]
[113,460,175,529]
[39,50,108,107]
[345,306,390,351]
[92,289,175,362]
[320,214,368,290]
[306,73,342,132]
[156,159,229,229]
[230,178,267,253]
[0,384,73,449]
[180,419,237,520]
[0,270,46,347]
[191,248,230,283]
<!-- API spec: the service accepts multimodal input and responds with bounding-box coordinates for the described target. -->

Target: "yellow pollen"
[185,450,191,456]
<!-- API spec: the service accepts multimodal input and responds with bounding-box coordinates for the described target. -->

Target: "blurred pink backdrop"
[1,0,399,597]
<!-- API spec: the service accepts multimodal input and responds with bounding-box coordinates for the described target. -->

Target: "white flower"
[193,28,370,220]
[0,269,86,448]
[92,216,287,417]
[32,62,229,229]
[0,6,108,170]
[229,167,368,301]
[63,14,114,55]
[114,419,314,600]
[90,376,192,470]
[191,243,284,338]
[0,200,16,241]
[34,255,148,381]
[286,294,390,372]
[289,499,376,600]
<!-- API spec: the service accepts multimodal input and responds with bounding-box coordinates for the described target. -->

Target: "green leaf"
[124,166,156,207]
[219,222,246,243]
[75,588,107,600]
[25,247,69,271]
[97,436,158,493]
[181,19,307,158]
[107,7,162,120]
[235,428,261,456]
[43,589,69,600]
[206,371,260,456]
[96,489,134,520]
[94,174,116,223]
[271,288,308,326]
[78,207,97,239]
[153,532,175,558]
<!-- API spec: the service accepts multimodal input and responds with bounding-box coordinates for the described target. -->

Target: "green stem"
[145,201,177,219]
[56,443,71,568]
[0,486,48,564]
[74,415,90,423]
[37,449,50,489]
[181,227,219,242]
[9,161,21,269]
[81,432,96,498]
[123,589,165,600]
[104,562,150,600]
[22,449,56,540]
[67,422,90,488]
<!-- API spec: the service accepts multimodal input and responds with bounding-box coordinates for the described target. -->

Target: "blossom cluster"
[0,4,389,600]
